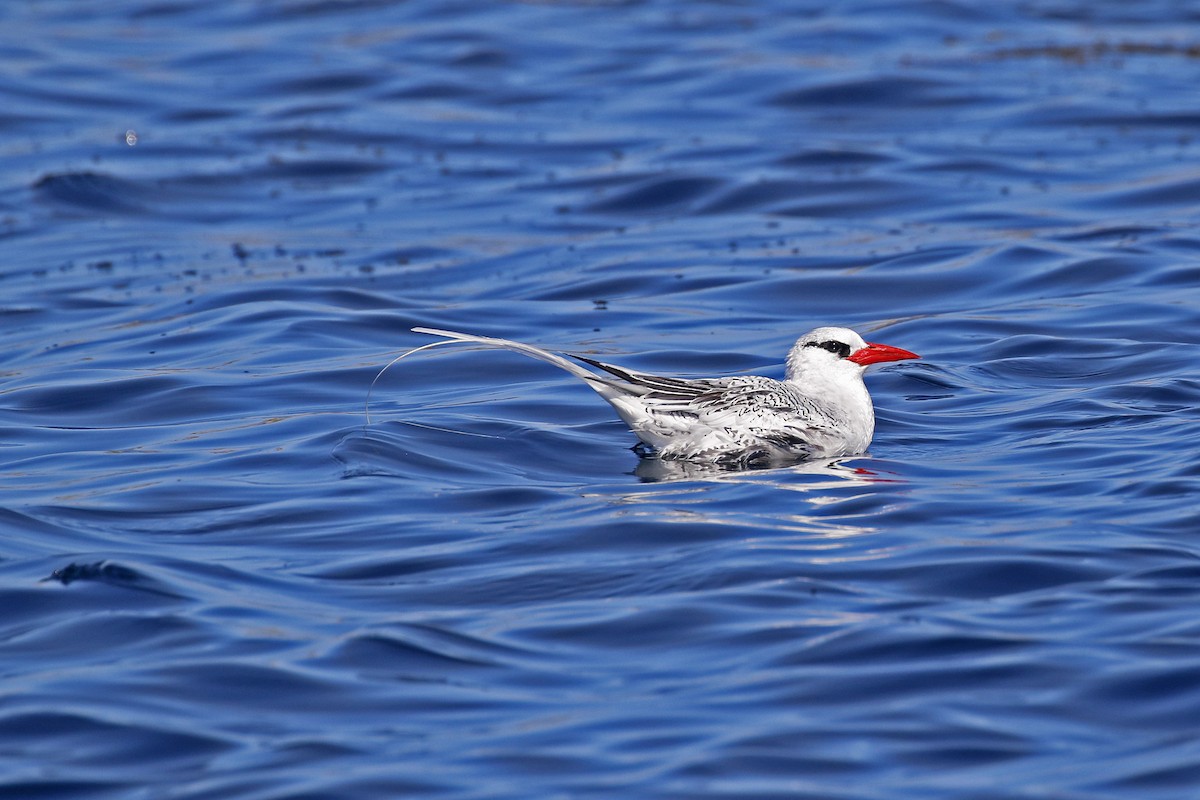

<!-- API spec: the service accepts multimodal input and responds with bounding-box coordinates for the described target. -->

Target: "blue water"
[4,1,1200,797]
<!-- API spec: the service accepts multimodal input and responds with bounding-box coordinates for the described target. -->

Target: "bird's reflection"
[632,451,881,485]
[582,454,894,547]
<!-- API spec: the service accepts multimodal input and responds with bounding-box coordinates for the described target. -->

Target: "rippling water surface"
[4,2,1200,798]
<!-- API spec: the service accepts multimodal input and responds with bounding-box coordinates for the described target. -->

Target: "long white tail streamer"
[366,328,623,425]
[364,339,464,425]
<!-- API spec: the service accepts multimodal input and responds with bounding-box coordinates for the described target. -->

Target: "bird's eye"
[805,340,852,358]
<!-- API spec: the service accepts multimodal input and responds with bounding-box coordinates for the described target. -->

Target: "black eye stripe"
[803,340,852,358]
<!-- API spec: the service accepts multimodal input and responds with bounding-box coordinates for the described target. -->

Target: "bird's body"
[407,326,918,466]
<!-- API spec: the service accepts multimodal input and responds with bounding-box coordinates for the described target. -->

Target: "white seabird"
[403,326,918,466]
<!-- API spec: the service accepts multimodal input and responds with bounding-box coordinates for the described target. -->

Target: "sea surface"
[3,2,1200,798]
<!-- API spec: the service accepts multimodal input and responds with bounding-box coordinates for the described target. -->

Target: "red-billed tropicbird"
[405,326,918,465]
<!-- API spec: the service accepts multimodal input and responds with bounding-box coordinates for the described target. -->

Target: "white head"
[785,326,919,383]
[782,326,918,454]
